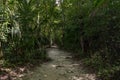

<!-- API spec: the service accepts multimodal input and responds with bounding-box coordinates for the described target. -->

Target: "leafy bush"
[57,0,120,80]
[1,0,51,65]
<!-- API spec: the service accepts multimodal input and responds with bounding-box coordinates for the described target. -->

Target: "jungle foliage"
[0,0,56,65]
[56,0,120,80]
[0,0,120,80]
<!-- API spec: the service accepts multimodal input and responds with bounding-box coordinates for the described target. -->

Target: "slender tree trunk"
[80,36,84,54]
[0,42,3,58]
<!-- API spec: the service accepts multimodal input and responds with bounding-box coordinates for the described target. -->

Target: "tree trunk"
[80,36,84,54]
[0,42,3,58]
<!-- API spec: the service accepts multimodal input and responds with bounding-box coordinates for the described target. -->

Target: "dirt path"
[22,48,96,80]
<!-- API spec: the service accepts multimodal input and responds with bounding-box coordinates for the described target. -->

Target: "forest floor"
[21,48,96,80]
